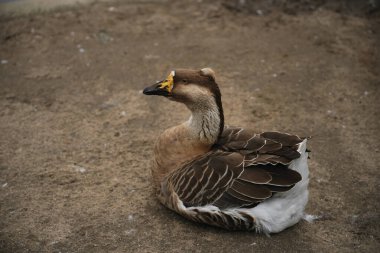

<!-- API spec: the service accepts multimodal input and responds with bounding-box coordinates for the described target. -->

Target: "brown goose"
[143,68,309,234]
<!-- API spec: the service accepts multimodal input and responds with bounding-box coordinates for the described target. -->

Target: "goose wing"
[167,128,305,209]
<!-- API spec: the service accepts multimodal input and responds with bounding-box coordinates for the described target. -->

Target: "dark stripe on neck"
[213,87,224,140]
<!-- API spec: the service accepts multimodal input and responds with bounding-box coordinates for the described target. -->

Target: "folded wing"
[167,127,305,209]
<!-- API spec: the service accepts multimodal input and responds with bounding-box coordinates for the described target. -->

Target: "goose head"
[143,68,222,110]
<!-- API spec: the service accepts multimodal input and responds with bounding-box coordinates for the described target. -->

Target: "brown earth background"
[0,0,379,252]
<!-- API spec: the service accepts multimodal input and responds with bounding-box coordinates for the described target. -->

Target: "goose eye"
[182,79,188,84]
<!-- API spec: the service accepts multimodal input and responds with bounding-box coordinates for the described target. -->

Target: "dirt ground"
[0,0,379,252]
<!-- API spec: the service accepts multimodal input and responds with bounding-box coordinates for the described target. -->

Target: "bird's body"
[143,68,309,234]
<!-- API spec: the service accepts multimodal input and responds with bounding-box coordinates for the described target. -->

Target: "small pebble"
[303,214,321,223]
[256,9,263,16]
[1,60,8,64]
[72,165,86,173]
[144,54,159,60]
[124,229,136,235]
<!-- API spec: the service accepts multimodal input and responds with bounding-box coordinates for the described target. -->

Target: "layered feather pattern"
[165,127,305,210]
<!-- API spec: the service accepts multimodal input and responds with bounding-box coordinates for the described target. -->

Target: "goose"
[143,68,309,234]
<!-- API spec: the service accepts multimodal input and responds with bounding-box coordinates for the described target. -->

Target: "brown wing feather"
[230,180,272,199]
[257,139,283,153]
[238,167,272,184]
[263,165,302,186]
[227,188,263,202]
[266,184,294,192]
[168,127,305,210]
[213,192,253,209]
[260,131,303,146]
[217,127,266,153]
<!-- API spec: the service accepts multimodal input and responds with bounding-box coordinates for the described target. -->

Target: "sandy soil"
[0,0,379,252]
